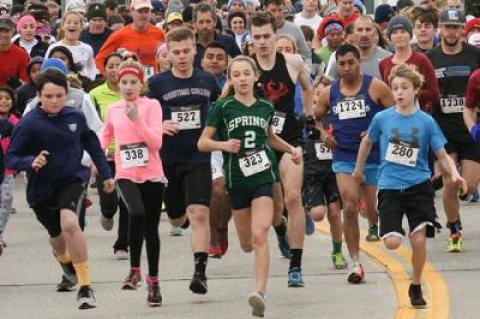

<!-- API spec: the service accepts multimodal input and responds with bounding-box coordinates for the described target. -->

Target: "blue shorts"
[332,161,378,186]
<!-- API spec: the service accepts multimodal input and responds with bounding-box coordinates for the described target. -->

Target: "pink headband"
[118,67,144,83]
[17,15,37,33]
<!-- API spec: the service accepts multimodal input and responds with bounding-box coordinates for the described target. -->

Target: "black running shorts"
[229,183,273,210]
[164,163,212,220]
[32,183,86,238]
[377,180,436,238]
[445,140,480,163]
[303,172,340,209]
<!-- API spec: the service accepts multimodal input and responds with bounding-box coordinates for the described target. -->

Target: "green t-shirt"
[206,96,280,189]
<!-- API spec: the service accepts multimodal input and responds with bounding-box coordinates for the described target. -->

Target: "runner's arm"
[463,106,477,131]
[436,148,467,191]
[371,78,395,108]
[267,126,296,154]
[298,65,314,116]
[197,126,223,152]
[314,85,330,120]
[353,135,373,179]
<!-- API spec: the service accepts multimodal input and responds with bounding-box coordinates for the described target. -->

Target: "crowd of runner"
[0,0,479,316]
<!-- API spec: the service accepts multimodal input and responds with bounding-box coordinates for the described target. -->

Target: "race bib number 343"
[239,149,271,177]
[120,142,149,169]
[171,105,201,130]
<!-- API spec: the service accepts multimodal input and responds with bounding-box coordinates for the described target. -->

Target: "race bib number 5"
[171,105,201,130]
[440,96,465,114]
[385,141,419,167]
[120,142,149,169]
[337,96,366,120]
[315,143,332,160]
[239,149,271,177]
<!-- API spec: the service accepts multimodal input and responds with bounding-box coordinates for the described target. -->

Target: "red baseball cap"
[465,18,480,37]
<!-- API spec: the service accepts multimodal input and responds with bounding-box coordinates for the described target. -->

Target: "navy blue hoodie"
[6,106,111,207]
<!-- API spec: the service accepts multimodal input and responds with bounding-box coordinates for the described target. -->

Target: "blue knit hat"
[227,0,246,11]
[40,58,68,75]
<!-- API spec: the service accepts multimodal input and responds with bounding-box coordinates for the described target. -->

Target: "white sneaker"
[248,291,266,317]
[347,262,365,284]
[169,226,185,236]
[114,249,129,260]
[100,215,114,231]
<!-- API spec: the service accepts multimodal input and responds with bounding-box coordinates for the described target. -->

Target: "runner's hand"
[32,150,49,172]
[222,139,241,153]
[452,173,468,194]
[352,169,364,185]
[125,102,139,122]
[323,135,337,148]
[103,178,115,194]
[163,120,180,136]
[290,147,302,165]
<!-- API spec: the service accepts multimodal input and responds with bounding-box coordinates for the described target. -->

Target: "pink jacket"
[101,97,165,183]
[2,114,19,176]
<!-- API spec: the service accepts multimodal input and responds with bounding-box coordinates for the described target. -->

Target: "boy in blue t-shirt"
[352,64,466,309]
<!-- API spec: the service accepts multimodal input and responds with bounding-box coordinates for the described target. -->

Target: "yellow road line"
[395,246,450,319]
[316,221,416,319]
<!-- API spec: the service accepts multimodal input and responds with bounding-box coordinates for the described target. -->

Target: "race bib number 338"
[120,142,149,169]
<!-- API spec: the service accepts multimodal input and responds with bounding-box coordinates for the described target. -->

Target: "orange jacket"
[95,25,165,74]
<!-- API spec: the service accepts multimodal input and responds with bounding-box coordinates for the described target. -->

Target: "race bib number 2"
[385,141,419,167]
[171,105,201,130]
[120,142,149,169]
[239,149,271,177]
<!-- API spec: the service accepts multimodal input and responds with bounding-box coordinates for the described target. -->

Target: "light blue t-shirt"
[368,107,447,190]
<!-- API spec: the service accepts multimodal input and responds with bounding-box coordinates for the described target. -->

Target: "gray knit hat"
[387,15,413,39]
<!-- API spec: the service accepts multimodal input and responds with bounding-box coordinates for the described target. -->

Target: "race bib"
[385,140,419,167]
[144,65,155,80]
[314,143,333,160]
[440,96,465,114]
[171,105,201,130]
[337,96,366,120]
[239,149,271,177]
[271,111,286,134]
[120,142,149,169]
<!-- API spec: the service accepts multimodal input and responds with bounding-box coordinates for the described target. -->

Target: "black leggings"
[117,179,164,276]
[97,161,129,250]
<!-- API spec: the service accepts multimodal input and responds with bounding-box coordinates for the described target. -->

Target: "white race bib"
[385,141,419,167]
[337,97,366,120]
[171,105,201,130]
[271,111,286,134]
[314,143,333,160]
[440,96,465,114]
[120,142,149,169]
[144,65,155,80]
[239,149,271,177]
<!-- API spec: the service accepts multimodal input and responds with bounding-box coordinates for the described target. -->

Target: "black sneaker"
[408,284,427,309]
[77,285,96,309]
[189,272,208,294]
[147,282,162,307]
[57,275,76,292]
[53,250,78,285]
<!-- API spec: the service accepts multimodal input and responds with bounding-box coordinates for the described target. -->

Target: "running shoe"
[288,267,305,287]
[470,190,480,203]
[447,233,463,253]
[331,251,348,269]
[408,284,427,309]
[208,243,223,259]
[305,210,315,236]
[77,285,96,309]
[147,282,162,307]
[122,270,142,290]
[57,275,77,292]
[57,260,78,286]
[276,217,291,258]
[248,291,266,317]
[100,215,114,231]
[189,272,208,294]
[366,224,380,242]
[114,249,129,260]
[347,262,365,284]
[169,226,185,236]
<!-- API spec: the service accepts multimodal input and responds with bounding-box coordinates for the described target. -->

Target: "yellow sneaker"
[447,233,463,253]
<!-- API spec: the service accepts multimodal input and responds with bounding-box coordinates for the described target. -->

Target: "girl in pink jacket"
[101,59,165,307]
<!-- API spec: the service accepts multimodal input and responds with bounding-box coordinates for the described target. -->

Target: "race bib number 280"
[385,141,419,167]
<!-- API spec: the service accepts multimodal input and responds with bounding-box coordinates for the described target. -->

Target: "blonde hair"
[388,63,424,90]
[62,11,84,26]
[276,34,298,53]
[220,56,259,98]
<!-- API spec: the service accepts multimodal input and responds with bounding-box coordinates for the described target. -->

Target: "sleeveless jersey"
[329,74,382,163]
[205,96,280,189]
[254,53,302,143]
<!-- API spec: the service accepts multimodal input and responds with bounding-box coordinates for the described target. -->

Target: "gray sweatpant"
[0,175,15,233]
